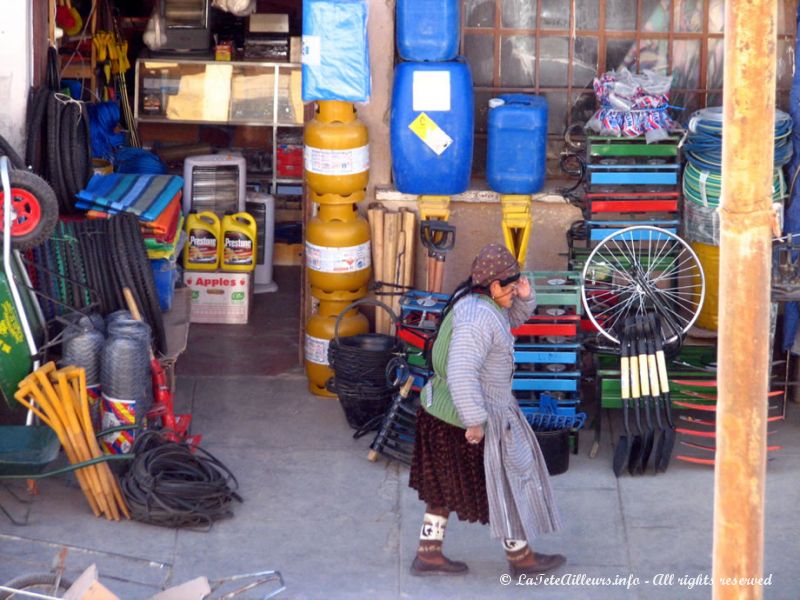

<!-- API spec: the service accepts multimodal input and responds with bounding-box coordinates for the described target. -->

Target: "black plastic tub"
[534,428,570,476]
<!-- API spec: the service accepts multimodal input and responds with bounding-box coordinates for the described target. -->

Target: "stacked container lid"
[303,100,372,396]
[390,0,474,195]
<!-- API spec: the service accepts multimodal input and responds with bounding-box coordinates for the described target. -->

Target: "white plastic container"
[245,191,278,293]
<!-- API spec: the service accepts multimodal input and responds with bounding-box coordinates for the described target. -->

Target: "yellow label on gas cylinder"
[408,113,453,156]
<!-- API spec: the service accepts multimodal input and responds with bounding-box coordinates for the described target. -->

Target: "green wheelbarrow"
[0,154,55,408]
[0,425,134,525]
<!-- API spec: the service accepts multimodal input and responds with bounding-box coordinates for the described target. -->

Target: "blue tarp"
[302,0,370,102]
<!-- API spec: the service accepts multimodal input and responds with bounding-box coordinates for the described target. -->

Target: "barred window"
[462,0,797,179]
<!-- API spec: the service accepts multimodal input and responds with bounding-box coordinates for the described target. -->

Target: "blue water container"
[396,0,460,61]
[391,60,474,195]
[487,94,549,194]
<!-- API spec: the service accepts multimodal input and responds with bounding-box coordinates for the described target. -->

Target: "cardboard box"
[183,272,252,324]
[273,242,303,266]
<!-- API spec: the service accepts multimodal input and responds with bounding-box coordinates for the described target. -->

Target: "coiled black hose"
[119,431,242,530]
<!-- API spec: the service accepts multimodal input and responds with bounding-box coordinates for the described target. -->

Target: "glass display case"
[134,58,304,194]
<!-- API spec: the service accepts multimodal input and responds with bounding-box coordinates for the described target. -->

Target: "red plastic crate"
[277,145,303,177]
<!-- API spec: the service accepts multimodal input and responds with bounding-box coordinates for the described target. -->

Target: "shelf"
[134,57,304,197]
[137,116,302,127]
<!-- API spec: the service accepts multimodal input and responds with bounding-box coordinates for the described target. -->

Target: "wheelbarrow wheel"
[0,169,59,250]
[0,573,73,599]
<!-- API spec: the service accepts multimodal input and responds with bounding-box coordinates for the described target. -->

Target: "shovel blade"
[639,432,655,474]
[628,435,643,475]
[613,436,629,477]
[656,428,677,472]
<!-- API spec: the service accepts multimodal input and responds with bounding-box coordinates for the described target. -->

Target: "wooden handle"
[123,287,142,321]
[367,449,379,462]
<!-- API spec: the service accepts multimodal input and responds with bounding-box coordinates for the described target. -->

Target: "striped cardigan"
[422,292,562,540]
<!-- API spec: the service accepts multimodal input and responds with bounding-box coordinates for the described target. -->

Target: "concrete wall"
[359,0,395,195]
[0,1,32,154]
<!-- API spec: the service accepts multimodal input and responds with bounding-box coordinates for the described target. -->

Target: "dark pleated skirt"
[408,408,490,524]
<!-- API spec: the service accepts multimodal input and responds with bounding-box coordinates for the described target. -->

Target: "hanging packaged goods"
[304,101,369,195]
[305,204,372,295]
[487,95,549,195]
[396,0,459,62]
[305,298,369,396]
[390,60,474,195]
[302,0,370,102]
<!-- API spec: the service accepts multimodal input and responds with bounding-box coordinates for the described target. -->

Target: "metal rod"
[713,1,776,598]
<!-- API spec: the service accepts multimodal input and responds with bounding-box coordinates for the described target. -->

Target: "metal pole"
[713,1,776,599]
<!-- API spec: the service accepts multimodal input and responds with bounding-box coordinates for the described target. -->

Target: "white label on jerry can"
[305,334,330,365]
[305,241,371,273]
[304,145,370,176]
[412,71,451,111]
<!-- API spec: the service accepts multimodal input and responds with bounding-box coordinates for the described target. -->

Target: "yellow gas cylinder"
[692,241,719,331]
[304,101,370,195]
[305,298,369,397]
[309,189,365,206]
[221,212,257,272]
[306,203,372,295]
[183,211,221,271]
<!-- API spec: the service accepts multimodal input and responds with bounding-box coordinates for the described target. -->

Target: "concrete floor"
[1,268,798,599]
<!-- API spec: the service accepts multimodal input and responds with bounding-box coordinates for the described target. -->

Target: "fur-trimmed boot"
[504,539,566,578]
[409,511,468,576]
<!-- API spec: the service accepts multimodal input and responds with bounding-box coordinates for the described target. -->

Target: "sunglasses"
[497,273,521,288]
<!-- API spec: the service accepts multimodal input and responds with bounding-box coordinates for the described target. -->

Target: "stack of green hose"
[682,106,792,245]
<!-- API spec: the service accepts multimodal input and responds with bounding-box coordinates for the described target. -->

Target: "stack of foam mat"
[24,214,166,354]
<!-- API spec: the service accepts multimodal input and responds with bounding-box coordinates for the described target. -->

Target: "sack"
[143,8,167,51]
[212,0,256,17]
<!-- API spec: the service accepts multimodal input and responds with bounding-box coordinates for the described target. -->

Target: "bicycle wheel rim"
[581,225,706,345]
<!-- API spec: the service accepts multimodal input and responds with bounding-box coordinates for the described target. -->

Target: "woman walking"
[409,243,565,578]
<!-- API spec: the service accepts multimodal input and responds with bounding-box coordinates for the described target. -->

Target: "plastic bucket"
[534,429,570,476]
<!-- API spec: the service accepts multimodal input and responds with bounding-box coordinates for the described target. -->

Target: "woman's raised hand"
[516,276,531,300]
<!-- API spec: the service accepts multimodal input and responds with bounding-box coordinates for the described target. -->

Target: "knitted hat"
[471,243,520,288]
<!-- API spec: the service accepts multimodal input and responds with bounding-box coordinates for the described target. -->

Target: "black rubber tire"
[1,169,59,251]
[45,94,67,211]
[0,134,25,171]
[122,214,166,353]
[0,573,73,599]
[77,102,93,187]
[59,101,81,204]
[25,86,49,173]
[46,46,60,92]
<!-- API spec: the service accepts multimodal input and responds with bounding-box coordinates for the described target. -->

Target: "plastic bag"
[143,7,167,51]
[212,0,256,17]
[586,67,677,142]
[302,0,370,102]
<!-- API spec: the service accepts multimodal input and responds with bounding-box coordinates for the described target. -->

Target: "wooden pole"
[713,1,775,598]
[401,209,416,291]
[371,205,385,333]
[382,212,400,334]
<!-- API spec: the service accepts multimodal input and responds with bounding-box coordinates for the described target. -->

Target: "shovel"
[646,316,668,474]
[420,220,455,293]
[651,313,676,472]
[635,316,655,474]
[640,315,661,473]
[627,320,644,475]
[612,326,631,477]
